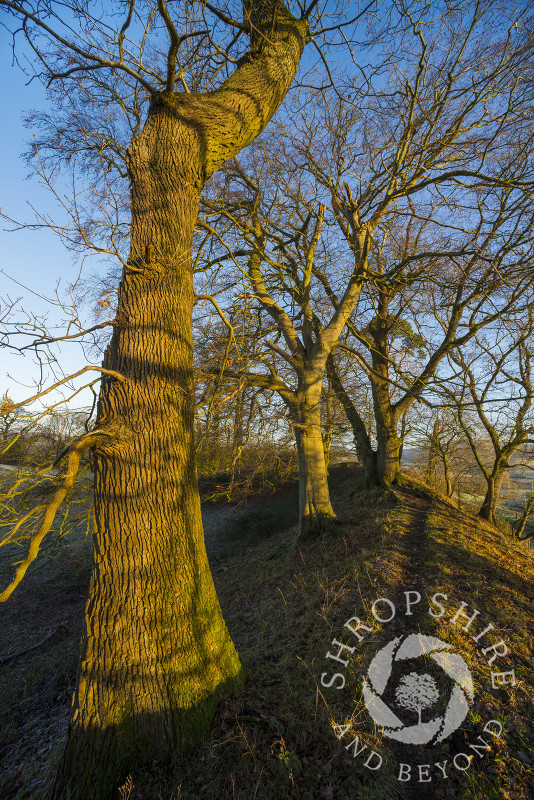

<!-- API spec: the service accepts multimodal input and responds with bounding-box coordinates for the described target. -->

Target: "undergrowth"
[0,465,532,800]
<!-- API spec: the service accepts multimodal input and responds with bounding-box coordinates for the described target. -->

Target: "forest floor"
[0,464,532,800]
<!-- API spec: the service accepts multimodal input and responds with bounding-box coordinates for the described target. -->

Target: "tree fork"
[43,2,308,798]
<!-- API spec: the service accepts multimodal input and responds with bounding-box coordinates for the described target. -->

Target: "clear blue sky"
[1,26,95,408]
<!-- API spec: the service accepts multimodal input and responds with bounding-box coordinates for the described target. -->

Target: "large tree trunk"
[46,6,307,795]
[375,422,402,485]
[372,377,402,486]
[50,102,244,800]
[293,381,336,539]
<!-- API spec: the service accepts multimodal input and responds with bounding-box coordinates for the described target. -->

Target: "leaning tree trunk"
[48,7,306,796]
[293,382,336,539]
[49,103,244,800]
[326,355,378,487]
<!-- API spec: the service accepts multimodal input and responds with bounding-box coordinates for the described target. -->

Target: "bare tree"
[275,0,534,485]
[439,305,534,525]
[0,0,323,796]
[410,408,472,498]
[198,155,369,536]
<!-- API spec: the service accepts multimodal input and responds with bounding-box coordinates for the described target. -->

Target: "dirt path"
[201,503,251,561]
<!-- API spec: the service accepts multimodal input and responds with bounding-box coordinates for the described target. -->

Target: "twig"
[0,624,68,665]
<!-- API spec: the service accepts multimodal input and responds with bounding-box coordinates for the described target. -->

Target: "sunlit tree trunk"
[374,410,402,486]
[50,98,243,800]
[292,378,336,538]
[49,6,307,797]
[322,383,335,472]
[371,370,402,487]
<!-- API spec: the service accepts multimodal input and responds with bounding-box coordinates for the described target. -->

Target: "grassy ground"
[0,465,532,800]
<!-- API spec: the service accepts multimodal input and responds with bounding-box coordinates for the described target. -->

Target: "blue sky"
[1,26,95,408]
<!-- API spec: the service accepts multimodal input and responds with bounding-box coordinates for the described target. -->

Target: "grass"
[0,464,532,799]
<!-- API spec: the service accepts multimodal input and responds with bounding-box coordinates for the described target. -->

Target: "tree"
[199,156,367,536]
[0,1,316,797]
[410,407,480,500]
[277,0,534,486]
[395,672,439,725]
[440,304,534,525]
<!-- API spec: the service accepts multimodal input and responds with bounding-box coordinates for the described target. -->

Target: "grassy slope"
[0,465,532,800]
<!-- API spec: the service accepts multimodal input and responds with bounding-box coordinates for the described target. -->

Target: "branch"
[169,1,307,180]
[0,428,114,602]
[0,0,156,93]
[2,366,126,416]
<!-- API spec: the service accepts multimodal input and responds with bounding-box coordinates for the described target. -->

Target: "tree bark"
[372,376,402,486]
[375,417,402,486]
[292,380,336,538]
[49,6,307,798]
[478,467,507,525]
[50,101,243,800]
[322,384,335,473]
[367,298,403,487]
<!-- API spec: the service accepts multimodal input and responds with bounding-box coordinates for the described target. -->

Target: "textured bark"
[371,359,402,487]
[322,384,335,472]
[292,379,336,539]
[374,408,402,486]
[49,6,307,799]
[50,101,242,800]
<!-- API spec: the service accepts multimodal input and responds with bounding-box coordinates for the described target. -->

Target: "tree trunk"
[478,468,506,525]
[426,417,441,487]
[49,103,243,800]
[326,355,378,487]
[368,300,402,487]
[322,384,335,473]
[45,5,307,794]
[376,425,402,485]
[443,455,453,497]
[513,496,534,540]
[373,392,402,486]
[293,381,336,539]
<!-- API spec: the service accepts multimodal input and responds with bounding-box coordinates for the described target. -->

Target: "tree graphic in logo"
[395,672,440,725]
[362,633,474,745]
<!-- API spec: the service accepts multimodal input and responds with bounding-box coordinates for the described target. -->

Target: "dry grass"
[0,465,532,799]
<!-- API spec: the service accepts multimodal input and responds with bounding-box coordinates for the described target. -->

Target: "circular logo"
[362,633,474,745]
